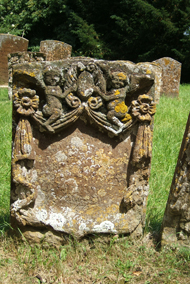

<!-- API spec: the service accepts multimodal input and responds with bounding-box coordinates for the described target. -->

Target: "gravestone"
[0,34,28,86]
[153,57,181,98]
[11,57,157,243]
[40,40,72,61]
[8,52,46,99]
[161,113,190,247]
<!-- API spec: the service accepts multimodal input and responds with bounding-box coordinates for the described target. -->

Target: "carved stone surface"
[11,57,156,241]
[153,57,181,98]
[40,40,72,61]
[161,113,190,247]
[8,52,46,99]
[0,34,28,85]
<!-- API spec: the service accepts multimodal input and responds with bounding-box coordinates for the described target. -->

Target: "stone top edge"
[11,56,161,67]
[0,33,28,41]
[153,56,182,64]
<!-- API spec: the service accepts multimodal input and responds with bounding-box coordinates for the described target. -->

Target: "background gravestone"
[40,40,72,61]
[161,113,190,247]
[153,57,181,98]
[0,34,28,86]
[11,57,157,244]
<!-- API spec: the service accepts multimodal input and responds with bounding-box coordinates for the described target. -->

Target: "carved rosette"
[131,94,156,122]
[13,88,39,161]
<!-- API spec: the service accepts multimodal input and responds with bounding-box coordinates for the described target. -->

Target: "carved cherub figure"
[99,71,154,128]
[42,66,65,132]
[103,71,131,127]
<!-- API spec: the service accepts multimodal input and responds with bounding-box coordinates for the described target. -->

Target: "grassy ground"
[0,86,190,283]
[0,88,11,233]
[147,84,190,232]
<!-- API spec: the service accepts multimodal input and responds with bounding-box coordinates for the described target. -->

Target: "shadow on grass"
[0,213,11,234]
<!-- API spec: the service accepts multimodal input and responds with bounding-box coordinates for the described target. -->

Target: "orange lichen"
[115,101,128,113]
[114,90,120,96]
[121,113,132,122]
[146,69,152,74]
[117,72,127,81]
[164,58,170,65]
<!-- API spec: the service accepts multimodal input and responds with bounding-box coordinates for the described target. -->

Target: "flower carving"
[13,88,39,116]
[131,94,156,121]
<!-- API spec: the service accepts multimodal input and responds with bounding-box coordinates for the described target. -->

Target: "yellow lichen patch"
[117,72,127,81]
[29,72,36,77]
[101,156,109,165]
[121,113,132,122]
[146,69,152,74]
[115,101,128,113]
[164,58,170,65]
[114,90,120,96]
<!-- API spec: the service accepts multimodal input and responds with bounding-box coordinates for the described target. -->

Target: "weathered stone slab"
[161,113,190,247]
[153,57,181,98]
[0,34,28,85]
[11,57,157,242]
[40,40,72,61]
[8,52,46,99]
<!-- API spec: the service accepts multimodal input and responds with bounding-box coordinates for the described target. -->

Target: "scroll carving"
[12,61,155,135]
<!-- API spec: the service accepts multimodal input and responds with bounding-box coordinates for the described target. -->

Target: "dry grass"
[0,234,190,284]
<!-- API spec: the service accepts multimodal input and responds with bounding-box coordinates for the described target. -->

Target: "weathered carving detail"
[11,88,39,224]
[120,95,155,223]
[12,61,155,136]
[11,58,157,241]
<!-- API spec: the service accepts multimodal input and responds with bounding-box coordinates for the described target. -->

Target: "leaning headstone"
[11,57,157,244]
[8,52,46,99]
[153,57,181,98]
[0,34,28,86]
[161,113,190,247]
[40,40,72,61]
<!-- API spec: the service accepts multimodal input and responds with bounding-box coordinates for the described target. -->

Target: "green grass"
[0,85,190,283]
[147,84,190,232]
[0,88,12,233]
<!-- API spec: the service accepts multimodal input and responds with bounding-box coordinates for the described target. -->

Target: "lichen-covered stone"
[0,34,28,86]
[8,52,46,99]
[40,40,72,61]
[161,113,190,247]
[11,57,157,240]
[153,57,181,98]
